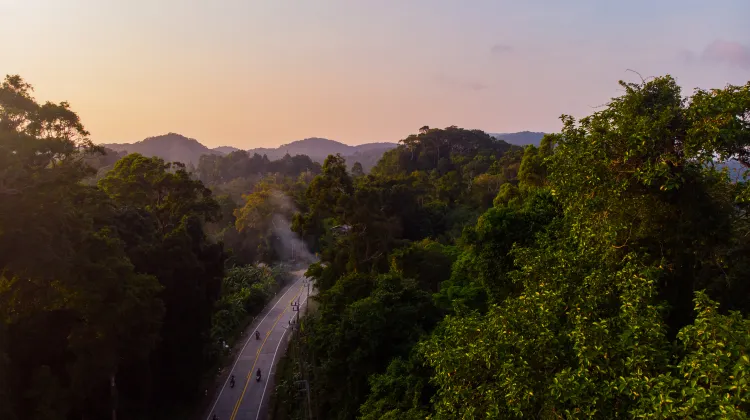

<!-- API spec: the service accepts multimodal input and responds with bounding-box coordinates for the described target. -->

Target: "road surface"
[205,274,311,420]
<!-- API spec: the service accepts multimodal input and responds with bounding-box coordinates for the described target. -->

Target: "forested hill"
[273,77,750,419]
[102,132,222,165]
[101,135,398,172]
[101,134,544,174]
[248,137,396,160]
[247,137,398,173]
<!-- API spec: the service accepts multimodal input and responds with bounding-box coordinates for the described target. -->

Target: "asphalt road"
[205,274,311,420]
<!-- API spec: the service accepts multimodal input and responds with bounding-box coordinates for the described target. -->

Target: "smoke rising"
[268,191,316,266]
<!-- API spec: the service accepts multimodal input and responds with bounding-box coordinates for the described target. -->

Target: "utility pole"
[291,299,300,327]
[110,373,117,420]
[291,298,310,418]
[295,380,312,420]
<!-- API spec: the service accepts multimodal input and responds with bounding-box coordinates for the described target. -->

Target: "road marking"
[255,287,310,420]
[230,284,304,420]
[230,284,305,420]
[205,277,303,420]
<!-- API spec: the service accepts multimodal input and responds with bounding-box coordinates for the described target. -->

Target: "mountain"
[99,134,398,172]
[102,133,220,165]
[212,146,241,155]
[247,137,397,161]
[100,133,547,173]
[490,131,546,146]
[247,137,398,172]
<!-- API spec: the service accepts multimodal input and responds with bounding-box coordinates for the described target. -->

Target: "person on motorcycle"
[256,368,262,382]
[230,374,235,388]
[212,414,218,420]
[255,330,260,340]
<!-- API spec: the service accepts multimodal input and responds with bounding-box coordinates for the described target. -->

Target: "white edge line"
[255,284,310,420]
[205,276,303,420]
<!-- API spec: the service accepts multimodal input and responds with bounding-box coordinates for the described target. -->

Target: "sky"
[1,0,748,148]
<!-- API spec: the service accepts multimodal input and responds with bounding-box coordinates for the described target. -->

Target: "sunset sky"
[1,0,748,148]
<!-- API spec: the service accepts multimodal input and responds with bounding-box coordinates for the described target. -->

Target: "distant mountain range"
[247,137,397,161]
[100,131,547,171]
[101,134,399,170]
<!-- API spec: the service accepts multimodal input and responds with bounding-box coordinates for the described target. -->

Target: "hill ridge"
[99,131,545,169]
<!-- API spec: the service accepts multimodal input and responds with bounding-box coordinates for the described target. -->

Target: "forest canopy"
[2,72,750,420]
[0,75,296,419]
[275,75,750,420]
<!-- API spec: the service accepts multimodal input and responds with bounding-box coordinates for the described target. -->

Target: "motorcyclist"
[230,374,235,388]
[212,414,218,420]
[255,330,260,340]
[256,368,262,382]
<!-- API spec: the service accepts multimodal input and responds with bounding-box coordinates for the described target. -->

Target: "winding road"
[205,273,311,420]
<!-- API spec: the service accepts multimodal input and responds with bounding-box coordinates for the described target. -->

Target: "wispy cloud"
[490,44,513,55]
[701,40,750,70]
[682,40,750,70]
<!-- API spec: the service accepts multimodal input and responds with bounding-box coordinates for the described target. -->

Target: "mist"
[268,190,316,266]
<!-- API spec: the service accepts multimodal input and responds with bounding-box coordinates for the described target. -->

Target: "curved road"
[206,274,311,420]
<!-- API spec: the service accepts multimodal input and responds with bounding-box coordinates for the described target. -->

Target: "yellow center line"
[229,284,305,420]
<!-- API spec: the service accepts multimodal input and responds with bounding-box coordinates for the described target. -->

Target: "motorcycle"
[229,375,235,388]
[256,369,262,382]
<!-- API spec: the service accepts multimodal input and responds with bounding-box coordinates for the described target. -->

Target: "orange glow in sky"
[1,0,748,148]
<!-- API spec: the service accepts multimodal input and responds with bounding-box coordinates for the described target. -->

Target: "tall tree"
[0,75,163,419]
[99,153,225,411]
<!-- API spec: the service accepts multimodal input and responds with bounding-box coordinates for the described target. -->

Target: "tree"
[99,152,226,410]
[414,76,750,418]
[351,161,365,177]
[0,75,163,419]
[284,76,750,420]
[290,273,439,420]
[100,153,219,233]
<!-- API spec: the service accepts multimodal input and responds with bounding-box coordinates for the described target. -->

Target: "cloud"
[490,44,513,55]
[701,40,750,70]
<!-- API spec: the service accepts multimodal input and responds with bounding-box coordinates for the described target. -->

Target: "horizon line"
[93,129,549,150]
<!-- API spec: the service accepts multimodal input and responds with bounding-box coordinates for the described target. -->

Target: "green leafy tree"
[414,76,750,419]
[0,75,163,419]
[351,161,365,177]
[98,152,225,411]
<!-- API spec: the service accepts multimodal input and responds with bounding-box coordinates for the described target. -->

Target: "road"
[205,273,311,420]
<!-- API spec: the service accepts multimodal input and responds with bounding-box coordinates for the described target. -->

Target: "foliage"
[209,264,281,359]
[0,75,164,419]
[6,70,750,420]
[277,272,440,420]
[196,150,320,187]
[276,76,750,420]
[278,127,525,418]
